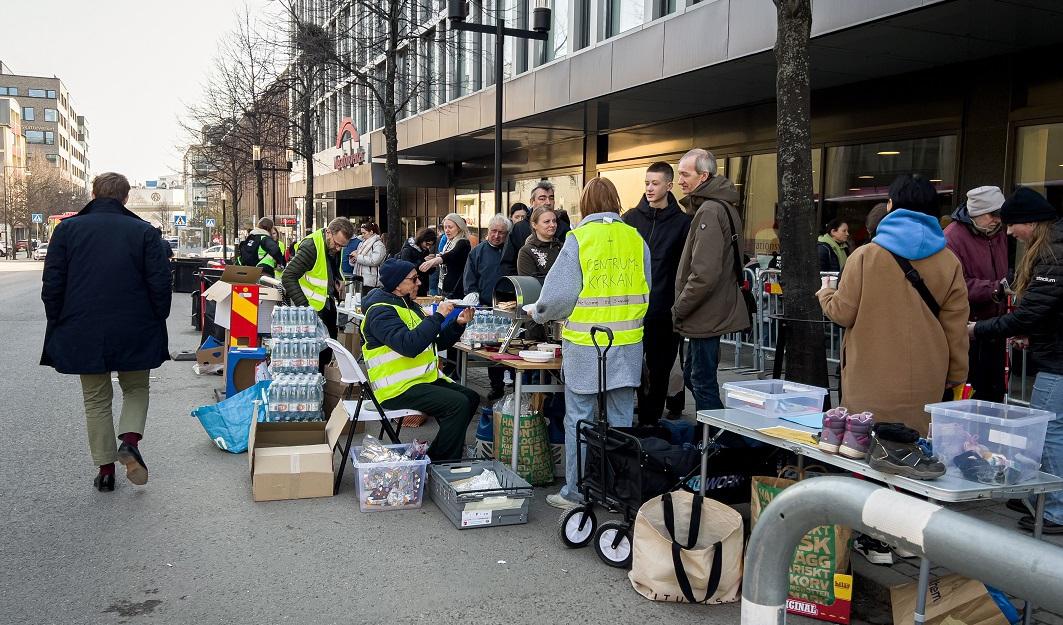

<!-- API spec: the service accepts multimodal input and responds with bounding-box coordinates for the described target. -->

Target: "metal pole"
[494,17,504,217]
[742,477,1063,624]
[271,168,277,224]
[221,198,228,261]
[256,161,265,221]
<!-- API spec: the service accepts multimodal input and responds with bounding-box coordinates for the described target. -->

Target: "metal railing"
[742,477,1063,625]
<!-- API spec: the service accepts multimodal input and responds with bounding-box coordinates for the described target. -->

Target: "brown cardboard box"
[248,407,346,502]
[339,327,362,357]
[196,344,225,368]
[323,361,352,418]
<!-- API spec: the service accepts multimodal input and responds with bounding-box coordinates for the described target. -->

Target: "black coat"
[622,193,692,321]
[817,242,842,273]
[975,218,1063,375]
[40,198,172,374]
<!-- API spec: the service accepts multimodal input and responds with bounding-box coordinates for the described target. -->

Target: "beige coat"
[818,241,970,435]
[673,176,750,338]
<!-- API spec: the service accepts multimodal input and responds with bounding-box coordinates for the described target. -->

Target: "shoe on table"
[854,534,894,566]
[117,443,148,486]
[546,493,580,510]
[868,432,945,480]
[1018,515,1063,535]
[840,411,873,460]
[818,407,848,453]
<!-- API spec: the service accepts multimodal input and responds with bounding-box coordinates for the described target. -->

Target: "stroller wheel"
[593,521,633,568]
[558,506,596,549]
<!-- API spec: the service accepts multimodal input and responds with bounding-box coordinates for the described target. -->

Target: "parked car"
[32,244,48,261]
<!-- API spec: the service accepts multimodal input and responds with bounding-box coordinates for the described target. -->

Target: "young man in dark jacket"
[945,186,1008,401]
[361,259,480,461]
[623,161,692,425]
[41,172,172,492]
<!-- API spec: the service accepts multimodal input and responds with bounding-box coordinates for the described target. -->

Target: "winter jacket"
[463,239,505,305]
[240,228,285,272]
[397,239,430,297]
[944,204,1008,321]
[530,212,651,395]
[975,218,1063,375]
[340,236,363,276]
[500,213,571,276]
[438,238,471,298]
[353,234,387,287]
[281,229,341,306]
[818,209,970,435]
[623,193,691,321]
[673,176,750,338]
[361,288,465,356]
[40,198,172,374]
[516,234,563,281]
[817,234,847,273]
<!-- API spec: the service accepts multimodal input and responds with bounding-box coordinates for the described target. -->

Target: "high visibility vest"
[297,230,329,311]
[360,302,442,402]
[561,219,649,347]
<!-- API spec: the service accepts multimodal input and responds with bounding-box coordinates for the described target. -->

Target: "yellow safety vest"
[561,219,649,347]
[297,230,329,311]
[360,302,442,402]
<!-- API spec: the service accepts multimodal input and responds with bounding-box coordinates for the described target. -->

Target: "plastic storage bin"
[429,460,533,529]
[722,379,828,418]
[926,400,1053,485]
[351,443,430,512]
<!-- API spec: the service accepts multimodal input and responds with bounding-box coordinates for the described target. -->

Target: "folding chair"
[324,338,425,493]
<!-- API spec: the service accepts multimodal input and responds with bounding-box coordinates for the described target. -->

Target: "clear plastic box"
[351,444,430,512]
[926,400,1053,485]
[721,379,827,418]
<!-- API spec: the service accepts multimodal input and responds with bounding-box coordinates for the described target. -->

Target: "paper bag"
[890,574,1009,625]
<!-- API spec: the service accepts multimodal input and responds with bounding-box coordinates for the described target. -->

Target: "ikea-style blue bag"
[191,381,270,453]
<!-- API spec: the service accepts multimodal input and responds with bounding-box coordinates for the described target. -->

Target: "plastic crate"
[926,400,1053,485]
[351,444,430,512]
[722,379,827,418]
[429,460,533,529]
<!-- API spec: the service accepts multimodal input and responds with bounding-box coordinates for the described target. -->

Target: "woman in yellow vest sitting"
[529,177,651,510]
[360,258,480,462]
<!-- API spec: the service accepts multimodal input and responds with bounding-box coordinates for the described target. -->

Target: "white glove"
[522,303,536,316]
[461,292,480,306]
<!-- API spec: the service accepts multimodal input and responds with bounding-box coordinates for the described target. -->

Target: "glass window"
[28,88,47,98]
[455,187,480,236]
[545,0,569,63]
[25,130,45,144]
[45,154,59,166]
[22,107,34,121]
[45,131,55,145]
[823,136,956,246]
[6,87,17,96]
[47,90,56,99]
[512,173,584,224]
[600,163,684,215]
[1014,123,1063,211]
[655,0,676,18]
[0,87,7,95]
[44,108,57,122]
[607,0,643,38]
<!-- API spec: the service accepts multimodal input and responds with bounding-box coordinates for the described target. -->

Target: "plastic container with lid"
[721,379,827,418]
[351,443,431,512]
[926,400,1053,485]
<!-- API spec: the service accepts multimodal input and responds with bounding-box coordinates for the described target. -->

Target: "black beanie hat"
[378,258,416,292]
[1001,187,1058,225]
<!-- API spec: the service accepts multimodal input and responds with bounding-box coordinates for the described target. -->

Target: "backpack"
[239,234,264,267]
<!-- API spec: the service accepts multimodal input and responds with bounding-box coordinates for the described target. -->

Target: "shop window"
[512,173,583,224]
[823,136,956,246]
[455,187,480,238]
[1014,123,1063,211]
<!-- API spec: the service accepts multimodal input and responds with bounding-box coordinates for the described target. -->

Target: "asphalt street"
[0,262,822,625]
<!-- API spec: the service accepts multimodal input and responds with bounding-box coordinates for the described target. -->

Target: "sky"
[2,0,271,185]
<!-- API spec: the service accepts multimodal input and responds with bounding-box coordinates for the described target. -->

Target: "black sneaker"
[853,534,894,565]
[868,432,945,480]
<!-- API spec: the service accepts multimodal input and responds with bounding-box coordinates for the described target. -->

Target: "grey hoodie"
[530,212,652,395]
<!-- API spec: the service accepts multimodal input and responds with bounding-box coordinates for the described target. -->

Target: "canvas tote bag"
[628,490,744,604]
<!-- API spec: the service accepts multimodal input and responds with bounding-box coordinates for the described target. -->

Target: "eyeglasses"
[404,274,421,283]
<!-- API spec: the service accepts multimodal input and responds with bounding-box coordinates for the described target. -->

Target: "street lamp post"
[448,0,550,215]
[254,147,294,226]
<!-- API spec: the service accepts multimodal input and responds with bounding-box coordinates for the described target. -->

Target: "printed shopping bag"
[890,574,1009,625]
[493,393,553,486]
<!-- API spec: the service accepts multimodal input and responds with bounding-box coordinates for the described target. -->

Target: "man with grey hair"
[500,181,570,275]
[673,148,750,414]
[465,213,513,399]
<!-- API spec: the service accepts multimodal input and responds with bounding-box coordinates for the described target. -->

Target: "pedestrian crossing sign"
[173,215,188,226]
[31,213,43,224]
[205,218,216,228]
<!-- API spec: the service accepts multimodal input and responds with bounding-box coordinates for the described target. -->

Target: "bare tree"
[773,0,828,388]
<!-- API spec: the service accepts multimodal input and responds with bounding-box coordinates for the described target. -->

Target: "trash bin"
[172,258,209,293]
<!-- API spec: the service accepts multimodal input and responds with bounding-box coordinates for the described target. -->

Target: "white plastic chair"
[324,338,423,493]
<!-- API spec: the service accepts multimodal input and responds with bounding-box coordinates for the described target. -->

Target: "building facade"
[292,0,1063,248]
[0,68,90,192]
[0,96,28,250]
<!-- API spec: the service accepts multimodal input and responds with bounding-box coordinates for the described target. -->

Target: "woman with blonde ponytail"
[972,187,1063,534]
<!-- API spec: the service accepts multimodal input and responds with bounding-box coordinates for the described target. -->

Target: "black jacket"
[622,193,692,321]
[397,240,430,297]
[40,198,172,374]
[439,238,471,298]
[464,240,505,305]
[500,213,571,276]
[361,288,465,356]
[975,218,1063,374]
[817,242,842,273]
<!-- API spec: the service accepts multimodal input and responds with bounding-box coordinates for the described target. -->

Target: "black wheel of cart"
[558,506,596,549]
[593,521,633,568]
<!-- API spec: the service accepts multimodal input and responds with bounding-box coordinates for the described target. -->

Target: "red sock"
[120,432,142,447]
[99,463,115,476]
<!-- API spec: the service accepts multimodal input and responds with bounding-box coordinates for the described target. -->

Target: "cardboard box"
[203,266,282,335]
[248,407,347,502]
[323,361,350,418]
[339,326,362,358]
[196,345,225,368]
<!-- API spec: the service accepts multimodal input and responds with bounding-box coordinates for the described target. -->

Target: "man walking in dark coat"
[41,172,172,492]
[623,162,692,425]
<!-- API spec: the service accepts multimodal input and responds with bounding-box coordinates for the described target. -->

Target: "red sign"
[333,117,365,170]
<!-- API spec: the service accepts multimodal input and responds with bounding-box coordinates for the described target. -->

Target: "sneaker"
[840,411,873,460]
[868,431,946,480]
[546,493,579,510]
[818,407,848,453]
[853,534,894,565]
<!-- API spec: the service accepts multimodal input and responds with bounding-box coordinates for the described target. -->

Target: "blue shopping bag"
[190,381,270,453]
